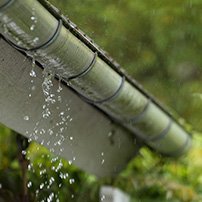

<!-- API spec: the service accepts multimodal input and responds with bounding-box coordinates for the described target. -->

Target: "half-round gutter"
[0,0,191,156]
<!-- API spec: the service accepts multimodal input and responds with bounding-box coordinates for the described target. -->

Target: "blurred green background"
[1,0,202,201]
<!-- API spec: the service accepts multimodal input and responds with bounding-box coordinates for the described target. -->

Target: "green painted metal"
[0,0,191,156]
[0,38,140,177]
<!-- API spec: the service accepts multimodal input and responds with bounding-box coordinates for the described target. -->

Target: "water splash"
[25,63,75,201]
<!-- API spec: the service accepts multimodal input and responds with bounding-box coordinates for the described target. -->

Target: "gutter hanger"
[0,0,191,156]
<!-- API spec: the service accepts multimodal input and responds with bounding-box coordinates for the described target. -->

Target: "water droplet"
[21,150,27,155]
[33,37,39,44]
[27,181,32,188]
[57,96,62,102]
[47,192,54,202]
[30,69,36,77]
[101,152,105,164]
[108,131,113,137]
[24,116,29,121]
[30,25,35,31]
[57,85,63,93]
[28,164,32,170]
[60,112,64,116]
[100,195,106,201]
[31,86,36,91]
[31,16,35,21]
[40,183,44,189]
[28,138,32,143]
[0,184,2,189]
[36,189,39,195]
[49,177,55,186]
[48,129,53,136]
[57,139,62,145]
[69,178,75,184]
[39,169,46,175]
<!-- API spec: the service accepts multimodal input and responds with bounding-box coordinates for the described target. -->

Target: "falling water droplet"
[57,80,63,93]
[24,116,29,121]
[27,181,32,188]
[49,177,55,186]
[40,183,44,189]
[31,16,35,21]
[101,152,105,165]
[30,25,35,31]
[28,164,32,171]
[69,178,75,184]
[100,195,106,201]
[108,131,113,137]
[47,192,55,202]
[22,150,27,155]
[30,69,36,77]
[33,37,39,44]
[31,86,36,91]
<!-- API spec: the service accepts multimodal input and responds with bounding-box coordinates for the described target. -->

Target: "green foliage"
[0,125,100,201]
[1,129,202,201]
[1,0,202,201]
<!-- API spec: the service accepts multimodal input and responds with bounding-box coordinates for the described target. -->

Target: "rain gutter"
[0,0,191,157]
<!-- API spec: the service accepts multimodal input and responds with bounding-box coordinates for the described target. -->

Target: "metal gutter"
[0,0,192,156]
[0,37,140,177]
